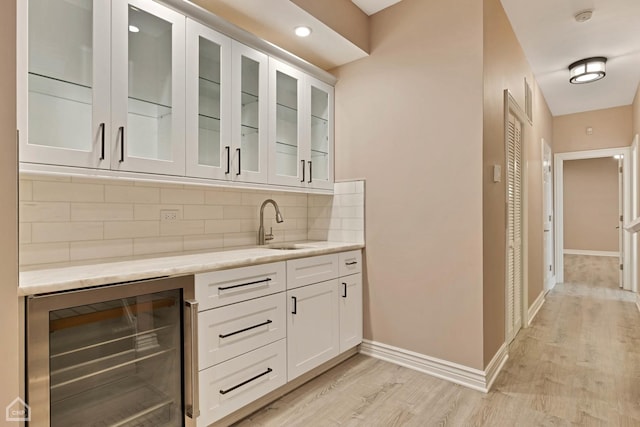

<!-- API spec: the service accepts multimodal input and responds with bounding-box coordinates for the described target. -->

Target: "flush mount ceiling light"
[568,57,607,84]
[128,25,140,33]
[294,26,312,37]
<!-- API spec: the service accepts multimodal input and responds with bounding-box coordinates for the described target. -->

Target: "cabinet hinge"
[620,264,624,271]
[620,166,623,173]
[549,265,552,272]
[621,215,624,222]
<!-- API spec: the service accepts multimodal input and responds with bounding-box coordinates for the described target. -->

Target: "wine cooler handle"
[185,299,200,419]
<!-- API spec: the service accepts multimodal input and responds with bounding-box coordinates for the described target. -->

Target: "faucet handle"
[265,227,274,242]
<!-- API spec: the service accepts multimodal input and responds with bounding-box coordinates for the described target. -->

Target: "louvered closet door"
[507,112,523,344]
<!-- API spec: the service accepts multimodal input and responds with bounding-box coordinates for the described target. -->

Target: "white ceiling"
[351,0,402,16]
[500,0,640,116]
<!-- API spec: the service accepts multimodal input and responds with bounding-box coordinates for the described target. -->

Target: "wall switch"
[160,210,179,221]
[493,165,502,183]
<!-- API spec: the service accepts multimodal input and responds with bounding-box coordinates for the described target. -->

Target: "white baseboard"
[528,290,546,325]
[544,275,556,292]
[360,340,508,393]
[563,249,619,257]
[636,294,640,313]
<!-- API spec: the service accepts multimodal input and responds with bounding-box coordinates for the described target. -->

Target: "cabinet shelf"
[52,375,176,427]
[276,141,328,156]
[128,96,172,120]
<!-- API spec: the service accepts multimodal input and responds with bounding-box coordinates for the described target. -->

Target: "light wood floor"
[235,280,640,426]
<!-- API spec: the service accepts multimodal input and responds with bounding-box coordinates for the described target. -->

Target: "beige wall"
[290,0,369,53]
[482,0,553,365]
[563,158,620,252]
[0,0,19,414]
[634,84,640,136]
[332,0,485,369]
[553,106,633,153]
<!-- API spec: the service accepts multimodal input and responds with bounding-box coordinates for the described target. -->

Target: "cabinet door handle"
[346,261,358,266]
[342,282,347,298]
[236,148,241,175]
[300,160,305,182]
[308,160,312,183]
[185,300,200,418]
[99,123,105,160]
[219,368,273,395]
[218,277,271,292]
[225,146,230,174]
[118,126,125,163]
[219,319,272,339]
[291,296,297,314]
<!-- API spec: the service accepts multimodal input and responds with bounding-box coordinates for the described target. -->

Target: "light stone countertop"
[19,241,364,296]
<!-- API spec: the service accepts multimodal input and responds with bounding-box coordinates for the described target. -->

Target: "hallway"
[236,281,640,426]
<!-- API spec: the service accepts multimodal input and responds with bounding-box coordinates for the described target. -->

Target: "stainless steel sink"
[265,243,314,250]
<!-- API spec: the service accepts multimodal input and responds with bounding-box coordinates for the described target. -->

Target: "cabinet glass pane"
[48,289,182,427]
[28,0,93,151]
[198,37,222,167]
[276,71,298,177]
[310,86,329,182]
[241,56,260,173]
[128,6,172,161]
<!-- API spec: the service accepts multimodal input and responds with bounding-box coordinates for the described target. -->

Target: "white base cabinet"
[286,279,340,380]
[196,250,362,426]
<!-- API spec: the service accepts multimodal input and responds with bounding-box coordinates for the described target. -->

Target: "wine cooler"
[26,275,198,427]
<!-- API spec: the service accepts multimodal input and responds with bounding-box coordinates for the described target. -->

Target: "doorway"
[542,140,554,291]
[554,148,635,291]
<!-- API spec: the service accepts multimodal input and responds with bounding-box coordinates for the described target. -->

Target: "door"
[111,0,186,176]
[339,273,362,352]
[19,0,111,169]
[543,140,554,290]
[185,18,232,180]
[286,280,339,380]
[269,59,305,187]
[307,76,334,190]
[619,157,624,287]
[506,112,523,343]
[231,41,269,183]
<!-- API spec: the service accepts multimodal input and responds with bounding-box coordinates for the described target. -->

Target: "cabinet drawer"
[339,250,362,276]
[199,293,286,369]
[196,262,286,310]
[286,254,339,289]
[198,339,287,426]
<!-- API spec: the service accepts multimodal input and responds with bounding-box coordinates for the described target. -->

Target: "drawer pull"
[219,368,273,395]
[219,320,273,339]
[342,282,347,298]
[346,261,358,266]
[218,277,271,292]
[292,296,297,314]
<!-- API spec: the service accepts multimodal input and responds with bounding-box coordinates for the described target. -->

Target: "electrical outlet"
[160,210,179,221]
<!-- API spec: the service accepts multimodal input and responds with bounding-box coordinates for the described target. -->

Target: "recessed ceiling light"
[294,26,312,37]
[129,25,140,33]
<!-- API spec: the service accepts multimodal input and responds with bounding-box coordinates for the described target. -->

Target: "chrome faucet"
[258,199,284,245]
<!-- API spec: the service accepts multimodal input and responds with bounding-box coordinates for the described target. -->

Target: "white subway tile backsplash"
[160,220,205,236]
[183,205,224,220]
[18,175,364,268]
[104,221,159,239]
[105,185,160,204]
[20,242,70,266]
[33,181,104,202]
[70,239,133,262]
[133,236,183,256]
[71,203,133,222]
[161,188,205,205]
[32,222,103,243]
[19,180,33,201]
[20,202,70,222]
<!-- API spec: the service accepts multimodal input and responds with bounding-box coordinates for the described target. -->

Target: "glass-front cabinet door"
[269,59,304,187]
[231,41,269,183]
[307,77,334,190]
[111,0,186,176]
[185,19,231,180]
[19,0,111,169]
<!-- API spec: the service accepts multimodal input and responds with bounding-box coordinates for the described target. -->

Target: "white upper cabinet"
[19,0,111,169]
[111,0,186,176]
[185,18,232,180]
[269,59,333,190]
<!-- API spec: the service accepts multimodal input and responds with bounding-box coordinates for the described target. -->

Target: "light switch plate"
[493,165,501,183]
